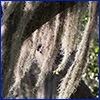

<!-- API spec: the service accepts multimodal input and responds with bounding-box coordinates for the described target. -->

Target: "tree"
[1,1,99,99]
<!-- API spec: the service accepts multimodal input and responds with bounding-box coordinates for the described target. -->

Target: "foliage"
[87,38,99,99]
[71,10,99,99]
[82,12,99,99]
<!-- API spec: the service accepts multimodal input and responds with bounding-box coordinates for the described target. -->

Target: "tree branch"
[22,1,77,41]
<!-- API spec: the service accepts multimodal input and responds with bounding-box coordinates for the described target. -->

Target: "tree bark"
[71,80,95,99]
[23,1,77,41]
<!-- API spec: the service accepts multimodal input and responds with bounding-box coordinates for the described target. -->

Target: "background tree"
[1,1,99,99]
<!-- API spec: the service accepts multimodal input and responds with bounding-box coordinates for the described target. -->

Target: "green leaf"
[95,47,99,53]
